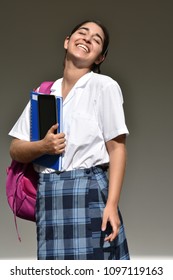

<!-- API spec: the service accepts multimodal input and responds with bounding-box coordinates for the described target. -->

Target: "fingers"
[101,213,120,242]
[43,124,66,155]
[48,123,58,133]
[104,226,120,242]
[101,216,107,232]
[55,137,66,154]
[47,124,65,141]
[52,132,66,154]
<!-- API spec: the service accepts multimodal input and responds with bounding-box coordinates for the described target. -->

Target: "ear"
[64,36,70,50]
[95,54,105,65]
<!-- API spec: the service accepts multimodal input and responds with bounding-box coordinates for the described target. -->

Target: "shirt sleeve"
[8,101,31,141]
[98,80,129,142]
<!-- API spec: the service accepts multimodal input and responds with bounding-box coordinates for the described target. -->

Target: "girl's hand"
[101,204,120,242]
[42,123,66,155]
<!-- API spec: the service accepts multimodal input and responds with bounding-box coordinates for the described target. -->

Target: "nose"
[83,35,91,43]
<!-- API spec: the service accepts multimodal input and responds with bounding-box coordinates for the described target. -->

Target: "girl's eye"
[78,31,86,35]
[93,38,101,44]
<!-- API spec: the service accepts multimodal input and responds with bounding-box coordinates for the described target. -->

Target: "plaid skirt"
[36,166,130,260]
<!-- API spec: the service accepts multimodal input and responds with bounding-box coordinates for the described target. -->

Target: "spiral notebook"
[30,91,63,170]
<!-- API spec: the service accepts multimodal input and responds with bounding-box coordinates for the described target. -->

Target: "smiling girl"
[9,20,130,260]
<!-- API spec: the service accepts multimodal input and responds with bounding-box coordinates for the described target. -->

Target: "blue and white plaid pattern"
[36,167,130,260]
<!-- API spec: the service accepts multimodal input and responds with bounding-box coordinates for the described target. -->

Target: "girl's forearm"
[106,136,127,207]
[10,138,45,163]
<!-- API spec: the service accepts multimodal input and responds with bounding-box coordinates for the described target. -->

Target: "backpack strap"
[39,81,54,94]
[10,81,54,242]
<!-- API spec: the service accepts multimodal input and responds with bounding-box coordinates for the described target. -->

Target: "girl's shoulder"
[91,72,121,89]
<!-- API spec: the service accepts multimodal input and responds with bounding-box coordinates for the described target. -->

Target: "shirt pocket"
[68,112,100,146]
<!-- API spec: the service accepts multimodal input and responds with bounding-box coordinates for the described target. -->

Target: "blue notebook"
[30,91,63,170]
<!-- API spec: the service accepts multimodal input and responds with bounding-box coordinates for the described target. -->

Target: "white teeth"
[77,44,89,52]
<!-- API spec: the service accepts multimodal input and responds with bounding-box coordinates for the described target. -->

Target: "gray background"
[1,0,173,259]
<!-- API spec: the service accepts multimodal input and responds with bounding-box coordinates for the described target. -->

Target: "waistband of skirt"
[39,165,108,181]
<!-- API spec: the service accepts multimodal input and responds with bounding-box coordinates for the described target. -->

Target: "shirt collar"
[73,71,93,88]
[51,71,93,93]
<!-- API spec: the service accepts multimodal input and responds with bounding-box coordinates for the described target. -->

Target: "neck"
[62,62,90,99]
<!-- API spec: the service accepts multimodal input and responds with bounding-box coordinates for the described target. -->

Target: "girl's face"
[64,22,105,69]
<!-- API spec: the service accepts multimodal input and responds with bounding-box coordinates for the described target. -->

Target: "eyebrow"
[78,27,104,42]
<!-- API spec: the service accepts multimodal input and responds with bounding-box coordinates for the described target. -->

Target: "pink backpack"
[6,81,54,240]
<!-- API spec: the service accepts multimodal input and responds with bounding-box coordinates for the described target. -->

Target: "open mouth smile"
[77,44,89,53]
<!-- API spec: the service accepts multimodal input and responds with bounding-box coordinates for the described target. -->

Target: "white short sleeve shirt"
[9,72,129,172]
